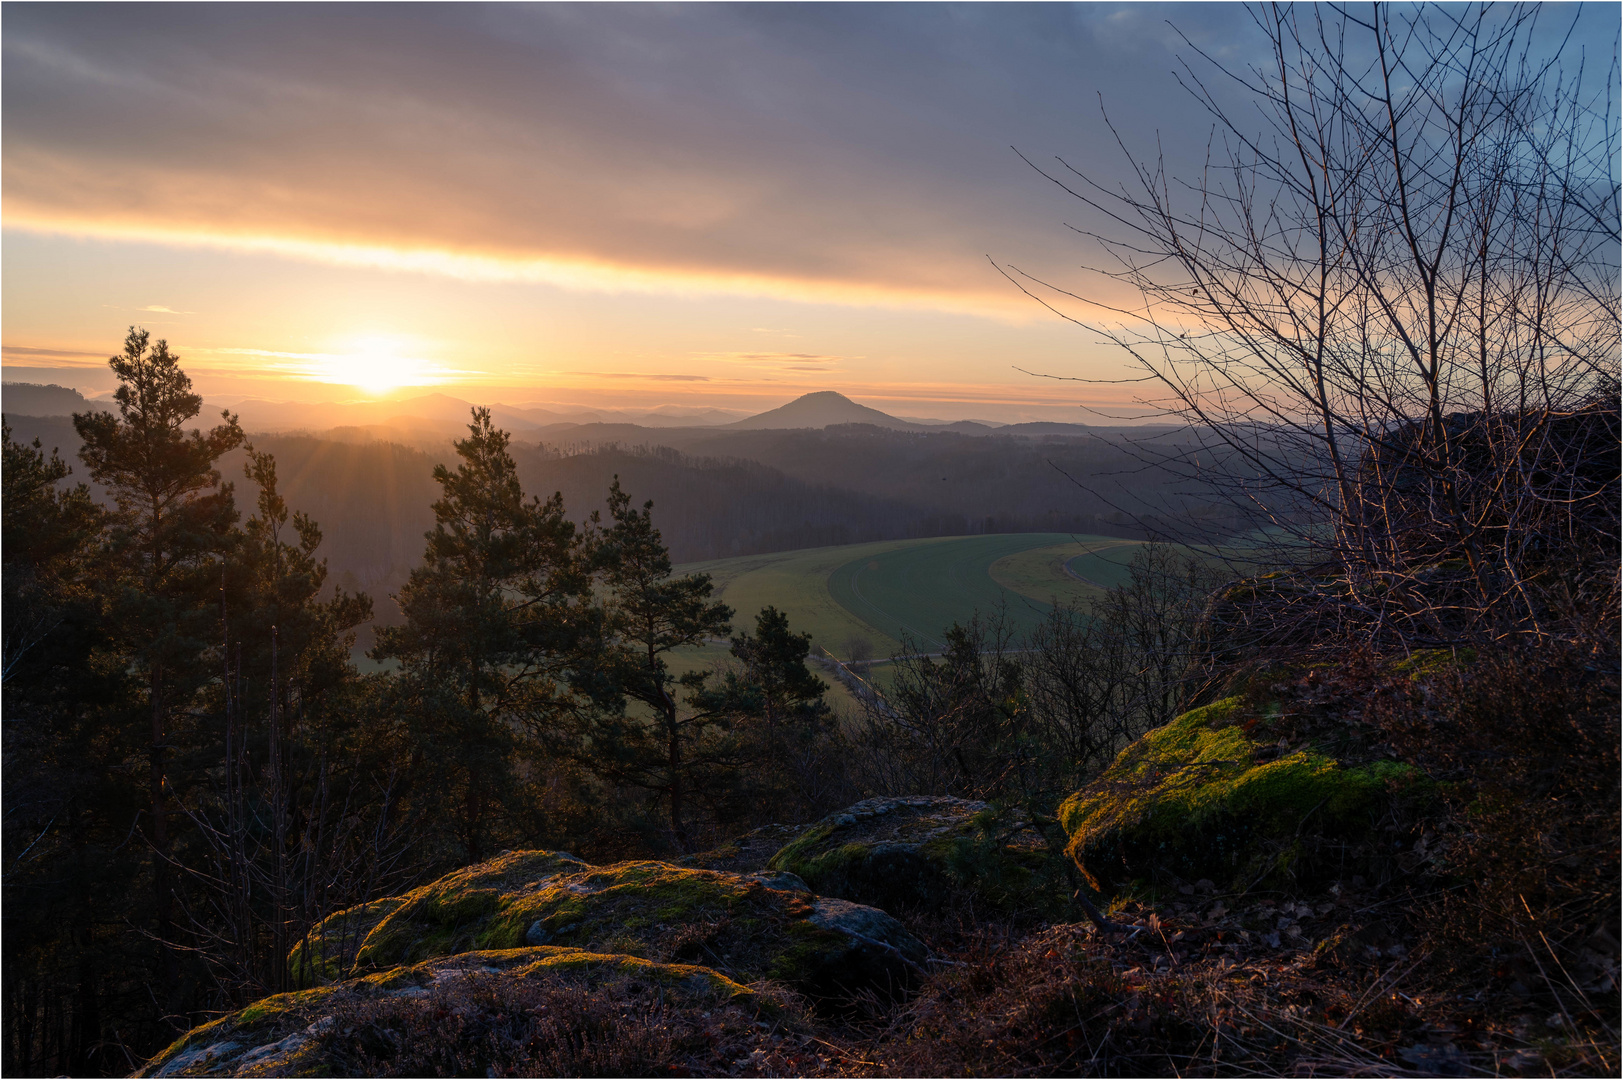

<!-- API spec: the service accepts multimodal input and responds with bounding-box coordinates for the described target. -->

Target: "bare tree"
[848,546,1216,805]
[1008,3,1619,651]
[1026,543,1222,784]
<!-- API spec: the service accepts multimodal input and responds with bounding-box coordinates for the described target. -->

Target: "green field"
[987,538,1147,606]
[678,532,1149,658]
[678,538,955,657]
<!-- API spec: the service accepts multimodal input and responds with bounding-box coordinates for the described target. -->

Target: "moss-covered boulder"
[766,796,1070,916]
[136,947,765,1077]
[301,850,927,1004]
[1058,697,1424,894]
[289,850,587,986]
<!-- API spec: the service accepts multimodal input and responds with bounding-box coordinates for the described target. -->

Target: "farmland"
[677,532,1149,659]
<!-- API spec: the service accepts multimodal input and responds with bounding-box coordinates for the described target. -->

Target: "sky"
[0,2,1535,422]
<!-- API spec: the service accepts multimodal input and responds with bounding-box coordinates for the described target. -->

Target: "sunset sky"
[1,5,1346,420]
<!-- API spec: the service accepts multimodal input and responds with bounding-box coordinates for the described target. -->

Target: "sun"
[322,335,430,395]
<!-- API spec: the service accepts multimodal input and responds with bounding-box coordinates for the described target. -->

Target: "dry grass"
[861,893,1616,1077]
[310,970,837,1077]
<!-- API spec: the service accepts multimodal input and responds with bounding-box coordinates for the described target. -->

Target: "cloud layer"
[3,4,1249,310]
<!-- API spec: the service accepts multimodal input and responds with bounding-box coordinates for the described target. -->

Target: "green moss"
[234,986,340,1026]
[1392,647,1477,678]
[348,850,588,971]
[514,949,754,1002]
[1059,697,1425,892]
[764,823,835,875]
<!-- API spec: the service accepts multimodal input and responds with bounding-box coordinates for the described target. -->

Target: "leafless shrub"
[1008,3,1620,653]
[1365,643,1621,1023]
[849,545,1217,805]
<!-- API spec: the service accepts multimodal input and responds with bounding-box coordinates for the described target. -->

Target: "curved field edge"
[679,533,1163,661]
[677,537,964,657]
[987,539,1142,605]
[825,533,1096,650]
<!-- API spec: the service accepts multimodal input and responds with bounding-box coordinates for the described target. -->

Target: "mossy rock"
[1057,697,1425,893]
[287,896,407,985]
[766,796,1070,917]
[680,823,806,873]
[135,947,758,1077]
[301,850,926,1005]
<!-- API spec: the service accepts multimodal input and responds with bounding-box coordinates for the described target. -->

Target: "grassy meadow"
[677,532,1150,659]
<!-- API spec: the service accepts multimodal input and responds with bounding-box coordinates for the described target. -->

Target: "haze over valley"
[4,381,1236,639]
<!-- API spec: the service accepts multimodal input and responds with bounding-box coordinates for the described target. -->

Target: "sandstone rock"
[289,851,585,985]
[135,947,761,1077]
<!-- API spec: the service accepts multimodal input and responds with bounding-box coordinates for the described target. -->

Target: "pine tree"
[373,408,586,863]
[72,327,245,998]
[699,605,834,821]
[1,422,128,1075]
[572,479,733,852]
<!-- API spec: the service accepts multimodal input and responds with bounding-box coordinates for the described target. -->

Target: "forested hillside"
[2,409,1241,612]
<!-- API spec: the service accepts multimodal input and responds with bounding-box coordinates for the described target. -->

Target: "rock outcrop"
[294,850,926,1005]
[1059,696,1424,893]
[766,796,1070,916]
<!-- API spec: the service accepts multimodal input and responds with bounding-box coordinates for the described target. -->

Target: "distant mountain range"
[1,383,1093,439]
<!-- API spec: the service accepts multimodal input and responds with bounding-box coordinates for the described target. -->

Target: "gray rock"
[809,898,927,964]
[746,869,812,893]
[768,796,1065,916]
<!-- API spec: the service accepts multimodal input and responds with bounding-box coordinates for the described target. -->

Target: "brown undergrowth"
[293,887,1613,1076]
[866,890,1614,1077]
[304,971,833,1077]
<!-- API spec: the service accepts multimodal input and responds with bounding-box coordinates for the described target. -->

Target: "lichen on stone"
[137,986,342,1077]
